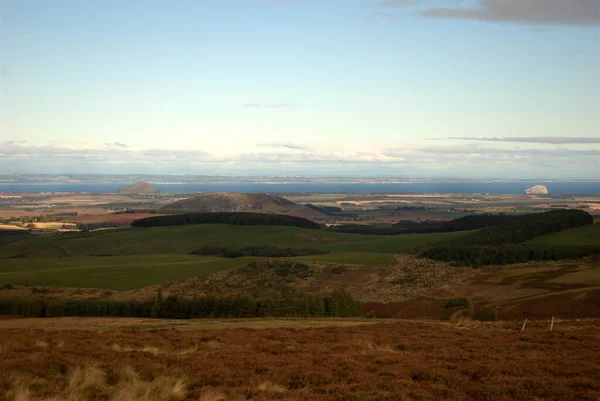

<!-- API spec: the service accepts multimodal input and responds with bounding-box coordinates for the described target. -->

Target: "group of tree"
[326,213,531,236]
[131,212,321,229]
[191,244,329,258]
[0,290,361,319]
[421,243,600,267]
[419,209,595,266]
[438,213,519,232]
[440,209,592,246]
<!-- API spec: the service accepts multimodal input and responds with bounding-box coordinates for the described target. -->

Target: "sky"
[1,0,599,178]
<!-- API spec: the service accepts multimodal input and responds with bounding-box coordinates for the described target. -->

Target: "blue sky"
[1,0,599,178]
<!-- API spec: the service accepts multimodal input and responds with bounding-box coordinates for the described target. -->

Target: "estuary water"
[0,181,599,195]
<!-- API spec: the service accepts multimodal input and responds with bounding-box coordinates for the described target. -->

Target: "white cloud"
[0,141,597,178]
[446,136,600,144]
[256,143,311,151]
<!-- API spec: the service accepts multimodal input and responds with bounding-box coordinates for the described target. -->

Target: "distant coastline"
[0,181,598,195]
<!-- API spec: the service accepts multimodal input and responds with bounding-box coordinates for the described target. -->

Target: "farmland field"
[0,225,467,291]
[0,318,598,401]
[0,224,468,258]
[0,255,252,290]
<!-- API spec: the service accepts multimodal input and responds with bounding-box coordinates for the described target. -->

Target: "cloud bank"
[447,137,600,144]
[256,142,311,151]
[374,0,600,25]
[1,141,598,178]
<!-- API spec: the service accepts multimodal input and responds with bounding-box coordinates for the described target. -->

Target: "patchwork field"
[0,318,598,401]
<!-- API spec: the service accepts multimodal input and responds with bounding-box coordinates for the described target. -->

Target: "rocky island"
[525,185,549,195]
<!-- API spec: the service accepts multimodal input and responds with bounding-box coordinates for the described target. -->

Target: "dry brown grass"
[4,363,187,401]
[0,319,599,400]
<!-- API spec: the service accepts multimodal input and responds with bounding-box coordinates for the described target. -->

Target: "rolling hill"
[117,182,161,195]
[1,212,598,321]
[160,193,315,214]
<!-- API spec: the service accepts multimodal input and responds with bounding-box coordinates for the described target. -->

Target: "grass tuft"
[257,381,287,393]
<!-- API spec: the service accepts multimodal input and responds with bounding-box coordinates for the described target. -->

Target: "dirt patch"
[294,233,337,242]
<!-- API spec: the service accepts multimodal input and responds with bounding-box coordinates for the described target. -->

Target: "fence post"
[550,316,555,331]
[521,318,528,332]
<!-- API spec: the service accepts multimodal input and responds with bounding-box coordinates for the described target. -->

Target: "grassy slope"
[161,193,302,213]
[0,255,252,290]
[0,253,394,290]
[525,223,600,246]
[0,225,469,257]
[0,226,464,290]
[0,238,70,258]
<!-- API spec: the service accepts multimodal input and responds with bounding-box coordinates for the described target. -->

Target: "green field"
[0,225,467,290]
[0,255,252,290]
[0,252,399,290]
[1,225,468,258]
[526,223,600,246]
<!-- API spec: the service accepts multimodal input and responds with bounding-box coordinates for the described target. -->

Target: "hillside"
[160,193,308,214]
[0,225,468,258]
[1,211,599,321]
[117,182,161,194]
[135,255,600,319]
[139,255,474,303]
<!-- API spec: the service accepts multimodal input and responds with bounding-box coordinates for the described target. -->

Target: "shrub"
[476,307,499,321]
[446,298,471,309]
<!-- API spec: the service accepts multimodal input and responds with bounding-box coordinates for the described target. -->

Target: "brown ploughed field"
[1,318,599,401]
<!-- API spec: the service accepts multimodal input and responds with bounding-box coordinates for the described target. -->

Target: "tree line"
[421,243,600,267]
[418,209,595,266]
[0,290,361,319]
[438,209,592,246]
[326,213,523,235]
[131,212,321,229]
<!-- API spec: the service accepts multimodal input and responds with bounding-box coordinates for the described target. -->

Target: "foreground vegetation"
[0,290,361,319]
[1,319,598,401]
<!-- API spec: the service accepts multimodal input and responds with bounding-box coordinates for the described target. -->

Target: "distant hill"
[160,193,306,214]
[118,182,161,195]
